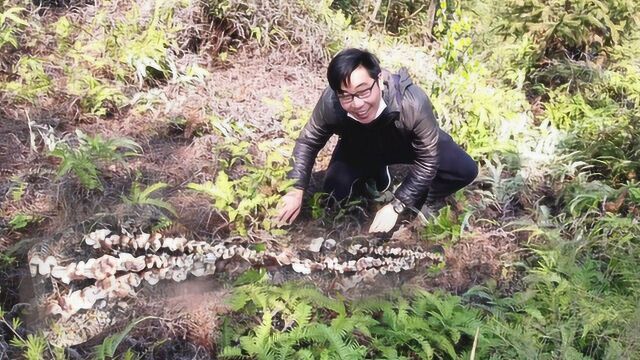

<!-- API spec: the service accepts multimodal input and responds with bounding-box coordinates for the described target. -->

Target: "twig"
[25,110,36,154]
[470,326,480,360]
[0,318,25,343]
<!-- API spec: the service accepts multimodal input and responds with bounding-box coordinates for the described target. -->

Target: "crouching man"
[275,48,478,232]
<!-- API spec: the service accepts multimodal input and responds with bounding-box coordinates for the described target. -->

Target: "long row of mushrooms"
[30,229,442,319]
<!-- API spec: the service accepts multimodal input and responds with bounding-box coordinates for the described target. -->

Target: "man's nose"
[352,96,365,107]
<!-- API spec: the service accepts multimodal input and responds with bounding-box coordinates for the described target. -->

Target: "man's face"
[337,65,382,124]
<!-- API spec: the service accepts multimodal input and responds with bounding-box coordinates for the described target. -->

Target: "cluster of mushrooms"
[29,229,442,319]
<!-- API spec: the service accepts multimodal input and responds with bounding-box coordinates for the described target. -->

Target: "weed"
[2,56,52,101]
[220,282,487,359]
[9,334,47,360]
[122,182,177,217]
[93,316,155,360]
[0,5,27,50]
[8,213,38,231]
[50,130,141,191]
[65,70,127,116]
[9,178,26,202]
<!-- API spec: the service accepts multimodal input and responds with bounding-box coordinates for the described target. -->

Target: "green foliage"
[123,182,177,216]
[60,0,182,86]
[546,74,640,184]
[309,192,328,220]
[497,0,640,63]
[427,3,536,160]
[2,56,53,101]
[188,99,307,235]
[356,290,484,359]
[476,156,526,215]
[107,1,178,85]
[332,0,438,45]
[8,213,39,231]
[66,69,127,116]
[221,283,488,359]
[220,282,366,359]
[9,178,26,202]
[9,333,47,360]
[187,158,296,235]
[51,130,141,190]
[0,5,27,50]
[93,316,154,359]
[206,0,350,62]
[420,205,468,243]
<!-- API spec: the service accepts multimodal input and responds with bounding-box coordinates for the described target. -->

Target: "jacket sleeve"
[288,88,335,190]
[394,86,440,209]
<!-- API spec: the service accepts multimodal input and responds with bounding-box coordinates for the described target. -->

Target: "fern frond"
[219,346,244,359]
[93,316,154,360]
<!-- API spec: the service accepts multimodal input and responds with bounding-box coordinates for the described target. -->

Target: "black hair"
[327,48,381,92]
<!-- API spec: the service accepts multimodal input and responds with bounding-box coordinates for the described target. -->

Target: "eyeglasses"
[336,79,378,104]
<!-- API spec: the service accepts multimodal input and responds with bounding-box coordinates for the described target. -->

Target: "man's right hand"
[274,188,304,227]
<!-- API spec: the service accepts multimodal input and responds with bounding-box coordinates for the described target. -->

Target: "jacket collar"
[381,67,412,114]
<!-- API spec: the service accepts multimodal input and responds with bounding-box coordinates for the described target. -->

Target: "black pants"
[323,131,478,207]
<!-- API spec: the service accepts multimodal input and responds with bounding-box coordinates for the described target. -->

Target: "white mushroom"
[309,237,324,253]
[222,247,235,259]
[38,256,58,276]
[134,232,151,249]
[143,271,160,285]
[291,262,311,275]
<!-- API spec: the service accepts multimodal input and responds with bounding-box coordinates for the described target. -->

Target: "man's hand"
[368,203,399,233]
[274,189,304,227]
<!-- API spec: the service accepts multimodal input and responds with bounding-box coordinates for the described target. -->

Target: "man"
[275,48,477,232]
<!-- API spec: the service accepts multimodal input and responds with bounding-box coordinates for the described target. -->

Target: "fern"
[93,316,154,360]
[123,182,177,216]
[0,6,27,50]
[51,130,140,190]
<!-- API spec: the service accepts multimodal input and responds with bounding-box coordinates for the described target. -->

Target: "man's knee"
[463,159,479,186]
[323,162,363,201]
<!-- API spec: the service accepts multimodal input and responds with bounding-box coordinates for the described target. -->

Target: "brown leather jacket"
[289,68,441,208]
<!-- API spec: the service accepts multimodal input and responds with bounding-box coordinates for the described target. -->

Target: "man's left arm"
[369,88,439,233]
[393,89,440,209]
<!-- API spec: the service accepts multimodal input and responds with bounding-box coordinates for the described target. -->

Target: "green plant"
[219,282,371,359]
[9,178,26,202]
[496,0,640,64]
[50,130,141,190]
[122,182,177,216]
[66,70,127,116]
[8,213,38,231]
[420,205,468,243]
[189,105,304,235]
[151,216,174,232]
[355,290,484,359]
[9,333,47,360]
[0,251,16,268]
[475,157,526,215]
[549,87,640,184]
[0,5,27,50]
[309,192,328,220]
[220,282,488,360]
[2,56,53,101]
[188,162,295,235]
[206,0,349,63]
[107,1,179,85]
[93,316,154,359]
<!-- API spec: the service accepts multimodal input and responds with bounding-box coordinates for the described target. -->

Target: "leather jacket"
[289,68,440,209]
